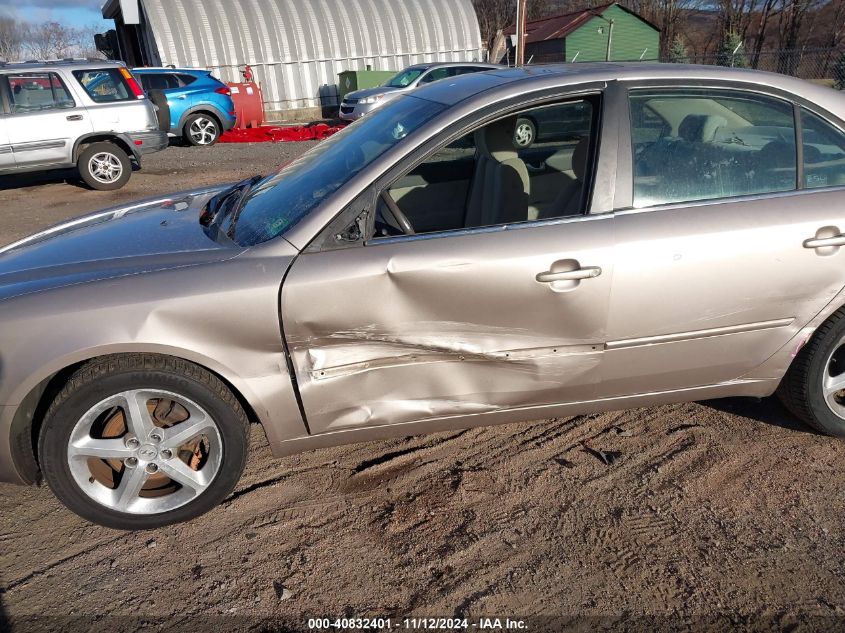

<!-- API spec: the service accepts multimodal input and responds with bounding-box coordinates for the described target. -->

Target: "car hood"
[344,85,403,100]
[0,186,240,303]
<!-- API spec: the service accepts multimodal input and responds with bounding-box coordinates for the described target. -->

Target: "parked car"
[339,62,501,121]
[1,64,845,529]
[0,60,168,190]
[133,67,236,146]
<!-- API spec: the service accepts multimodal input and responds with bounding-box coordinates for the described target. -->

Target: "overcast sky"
[0,0,113,29]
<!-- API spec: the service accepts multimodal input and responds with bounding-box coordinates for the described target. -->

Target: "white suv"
[0,60,168,190]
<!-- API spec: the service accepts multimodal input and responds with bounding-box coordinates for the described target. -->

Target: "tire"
[513,117,536,148]
[778,307,845,437]
[77,142,132,191]
[148,89,171,132]
[38,354,249,530]
[183,113,221,146]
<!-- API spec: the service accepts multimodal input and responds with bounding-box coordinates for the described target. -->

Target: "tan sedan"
[1,63,844,529]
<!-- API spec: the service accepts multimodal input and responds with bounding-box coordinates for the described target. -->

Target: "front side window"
[374,97,598,239]
[801,108,845,189]
[630,89,796,208]
[72,68,132,103]
[6,72,74,113]
[383,69,424,88]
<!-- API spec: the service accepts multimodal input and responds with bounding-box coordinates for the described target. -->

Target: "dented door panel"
[282,217,615,434]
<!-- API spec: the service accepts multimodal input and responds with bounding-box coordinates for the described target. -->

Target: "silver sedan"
[1,63,844,529]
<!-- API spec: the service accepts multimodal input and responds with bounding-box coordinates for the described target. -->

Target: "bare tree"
[472,0,516,53]
[0,16,24,61]
[24,21,78,60]
[624,0,703,57]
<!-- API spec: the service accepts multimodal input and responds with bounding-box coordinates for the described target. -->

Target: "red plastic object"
[227,81,265,129]
[219,123,347,144]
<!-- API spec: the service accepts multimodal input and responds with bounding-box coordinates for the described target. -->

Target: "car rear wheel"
[778,308,845,437]
[184,113,220,146]
[39,354,249,529]
[77,142,132,191]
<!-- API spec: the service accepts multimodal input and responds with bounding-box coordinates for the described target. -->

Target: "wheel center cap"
[138,444,159,461]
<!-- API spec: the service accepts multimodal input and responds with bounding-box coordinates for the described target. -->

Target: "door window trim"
[300,81,612,254]
[617,78,845,211]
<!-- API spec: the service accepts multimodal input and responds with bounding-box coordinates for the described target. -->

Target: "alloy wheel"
[66,389,222,515]
[822,336,845,420]
[514,121,535,147]
[189,117,218,145]
[87,152,124,184]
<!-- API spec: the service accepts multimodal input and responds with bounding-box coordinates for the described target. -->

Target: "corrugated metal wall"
[139,0,483,114]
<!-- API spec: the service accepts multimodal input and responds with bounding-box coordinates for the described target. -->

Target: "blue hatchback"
[133,68,236,146]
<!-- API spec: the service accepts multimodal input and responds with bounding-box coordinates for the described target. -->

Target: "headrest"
[758,140,796,168]
[678,114,727,143]
[476,117,519,162]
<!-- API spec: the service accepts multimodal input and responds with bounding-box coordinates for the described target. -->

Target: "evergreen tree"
[667,35,689,63]
[717,31,748,68]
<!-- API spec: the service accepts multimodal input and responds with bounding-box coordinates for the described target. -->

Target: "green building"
[507,3,660,64]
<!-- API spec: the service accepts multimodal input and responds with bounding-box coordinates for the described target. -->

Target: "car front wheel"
[779,308,845,437]
[38,354,249,529]
[184,113,221,146]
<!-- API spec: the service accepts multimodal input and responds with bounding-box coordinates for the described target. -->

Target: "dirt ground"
[1,143,844,633]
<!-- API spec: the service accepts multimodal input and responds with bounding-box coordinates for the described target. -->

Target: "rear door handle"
[804,235,845,249]
[536,266,602,283]
[66,114,83,121]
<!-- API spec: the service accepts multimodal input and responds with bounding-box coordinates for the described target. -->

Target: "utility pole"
[515,0,528,66]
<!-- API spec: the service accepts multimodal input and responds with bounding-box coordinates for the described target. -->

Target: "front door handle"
[536,266,602,283]
[66,114,83,121]
[804,235,845,249]
[177,95,188,100]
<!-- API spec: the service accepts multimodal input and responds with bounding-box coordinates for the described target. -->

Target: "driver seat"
[465,117,530,228]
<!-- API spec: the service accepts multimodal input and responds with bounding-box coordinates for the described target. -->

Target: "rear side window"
[419,68,451,84]
[138,73,180,91]
[629,89,796,208]
[72,69,132,103]
[5,72,75,113]
[177,73,198,86]
[801,108,845,189]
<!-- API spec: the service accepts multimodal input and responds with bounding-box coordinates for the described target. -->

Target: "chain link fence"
[526,47,845,86]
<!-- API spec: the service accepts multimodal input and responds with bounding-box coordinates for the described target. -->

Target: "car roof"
[411,62,845,118]
[0,59,125,73]
[405,62,503,71]
[132,67,210,74]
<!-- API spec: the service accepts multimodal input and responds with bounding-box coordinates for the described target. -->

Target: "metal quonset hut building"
[101,0,483,119]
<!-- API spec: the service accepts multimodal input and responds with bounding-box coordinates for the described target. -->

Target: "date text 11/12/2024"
[307,617,528,630]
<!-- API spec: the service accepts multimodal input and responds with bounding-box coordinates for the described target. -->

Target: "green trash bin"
[338,69,397,100]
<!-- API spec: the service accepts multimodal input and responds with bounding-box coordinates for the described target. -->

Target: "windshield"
[383,68,425,88]
[227,95,446,246]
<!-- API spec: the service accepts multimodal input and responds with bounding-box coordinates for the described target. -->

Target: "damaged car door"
[282,96,615,434]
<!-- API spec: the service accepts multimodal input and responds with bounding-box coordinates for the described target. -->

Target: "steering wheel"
[381,192,415,236]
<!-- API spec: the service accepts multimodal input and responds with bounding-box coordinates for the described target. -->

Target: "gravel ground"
[1,143,844,632]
